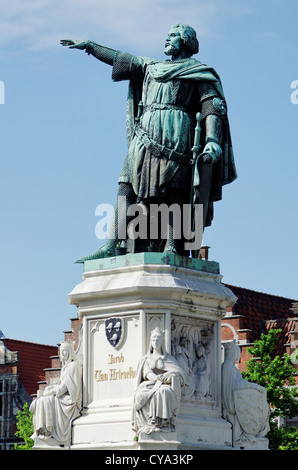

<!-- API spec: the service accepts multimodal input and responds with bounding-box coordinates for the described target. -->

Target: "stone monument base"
[67,253,237,450]
[233,437,269,451]
[30,435,71,450]
[136,430,180,451]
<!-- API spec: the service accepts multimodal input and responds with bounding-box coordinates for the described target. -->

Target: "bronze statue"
[61,24,236,260]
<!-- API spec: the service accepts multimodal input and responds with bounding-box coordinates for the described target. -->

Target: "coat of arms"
[233,388,269,436]
[105,317,123,348]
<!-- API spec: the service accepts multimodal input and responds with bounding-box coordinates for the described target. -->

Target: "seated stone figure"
[222,340,270,449]
[132,327,185,437]
[30,340,82,447]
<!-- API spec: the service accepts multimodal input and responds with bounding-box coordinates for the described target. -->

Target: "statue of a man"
[29,341,82,447]
[61,24,236,259]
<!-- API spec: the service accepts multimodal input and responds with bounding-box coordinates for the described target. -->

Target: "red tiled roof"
[3,339,58,397]
[225,284,298,341]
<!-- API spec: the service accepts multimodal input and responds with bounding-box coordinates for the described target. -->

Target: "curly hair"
[171,24,199,55]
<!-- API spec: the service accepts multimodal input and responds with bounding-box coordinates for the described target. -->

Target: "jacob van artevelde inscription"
[94,353,136,382]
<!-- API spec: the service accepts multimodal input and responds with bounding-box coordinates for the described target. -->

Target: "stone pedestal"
[68,253,237,450]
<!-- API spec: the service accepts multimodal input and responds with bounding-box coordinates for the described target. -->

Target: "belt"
[143,103,188,114]
[135,125,193,166]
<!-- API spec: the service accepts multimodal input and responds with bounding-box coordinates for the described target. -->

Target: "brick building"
[35,316,82,395]
[222,285,298,374]
[0,333,58,450]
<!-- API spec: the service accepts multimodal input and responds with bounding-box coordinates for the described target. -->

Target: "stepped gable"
[3,338,58,396]
[265,318,298,357]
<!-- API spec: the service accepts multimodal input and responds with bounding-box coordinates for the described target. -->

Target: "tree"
[14,402,34,450]
[242,328,298,450]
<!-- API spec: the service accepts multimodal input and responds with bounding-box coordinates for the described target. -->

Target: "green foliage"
[14,402,34,450]
[242,328,298,450]
[268,420,298,451]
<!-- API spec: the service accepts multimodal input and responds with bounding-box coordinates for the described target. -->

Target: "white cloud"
[0,0,251,54]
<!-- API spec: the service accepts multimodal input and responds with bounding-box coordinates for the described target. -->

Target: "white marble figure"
[171,321,213,401]
[222,340,270,449]
[30,340,82,447]
[175,334,196,399]
[132,327,185,436]
[192,326,212,399]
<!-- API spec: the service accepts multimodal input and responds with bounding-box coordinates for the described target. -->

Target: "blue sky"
[1,0,297,345]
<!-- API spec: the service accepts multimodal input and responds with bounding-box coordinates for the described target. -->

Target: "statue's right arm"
[61,39,145,81]
[60,39,117,65]
[85,42,117,65]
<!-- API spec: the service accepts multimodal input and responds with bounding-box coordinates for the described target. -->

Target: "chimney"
[290,302,298,316]
[198,246,210,260]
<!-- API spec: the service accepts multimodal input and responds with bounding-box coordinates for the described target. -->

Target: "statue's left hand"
[202,142,222,163]
[60,39,87,50]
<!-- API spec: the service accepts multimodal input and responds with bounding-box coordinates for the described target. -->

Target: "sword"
[187,113,202,258]
[191,112,213,191]
[191,112,202,205]
[190,112,213,257]
[135,101,143,122]
[190,113,214,258]
[192,113,202,163]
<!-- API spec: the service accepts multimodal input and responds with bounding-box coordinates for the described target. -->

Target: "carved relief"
[171,317,214,401]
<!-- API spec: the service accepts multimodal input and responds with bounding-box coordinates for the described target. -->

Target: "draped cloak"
[112,54,237,226]
[30,360,82,444]
[132,352,186,433]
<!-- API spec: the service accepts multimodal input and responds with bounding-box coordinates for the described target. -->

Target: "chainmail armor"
[200,95,228,122]
[85,42,117,65]
[112,52,135,81]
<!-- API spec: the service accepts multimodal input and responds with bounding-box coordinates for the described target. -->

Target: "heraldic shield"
[233,388,269,436]
[105,317,123,348]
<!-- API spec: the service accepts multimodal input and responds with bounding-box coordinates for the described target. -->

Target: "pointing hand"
[60,39,87,50]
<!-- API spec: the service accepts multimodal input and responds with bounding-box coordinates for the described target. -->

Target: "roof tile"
[225,284,297,341]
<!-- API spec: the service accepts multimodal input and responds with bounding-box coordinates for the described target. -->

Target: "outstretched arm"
[60,39,117,65]
[61,39,145,84]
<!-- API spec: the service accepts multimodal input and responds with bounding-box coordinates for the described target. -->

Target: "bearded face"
[164,27,184,57]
